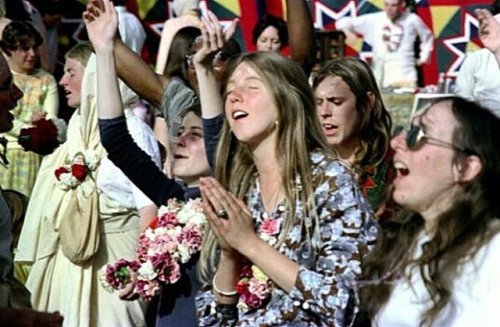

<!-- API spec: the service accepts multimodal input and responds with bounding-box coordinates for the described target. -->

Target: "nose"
[318,100,332,118]
[175,134,187,148]
[227,88,242,103]
[390,128,407,151]
[59,74,67,86]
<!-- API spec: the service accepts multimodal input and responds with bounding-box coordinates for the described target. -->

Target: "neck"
[420,193,456,236]
[334,141,358,166]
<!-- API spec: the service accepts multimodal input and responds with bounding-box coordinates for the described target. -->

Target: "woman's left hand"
[200,177,259,255]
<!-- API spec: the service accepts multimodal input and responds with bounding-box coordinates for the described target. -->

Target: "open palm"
[83,0,118,51]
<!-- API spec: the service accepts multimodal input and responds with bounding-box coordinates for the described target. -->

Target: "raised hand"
[200,177,258,255]
[83,0,118,51]
[476,9,500,55]
[192,11,238,69]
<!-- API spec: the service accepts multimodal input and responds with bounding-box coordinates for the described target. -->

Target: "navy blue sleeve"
[202,114,224,170]
[99,116,184,206]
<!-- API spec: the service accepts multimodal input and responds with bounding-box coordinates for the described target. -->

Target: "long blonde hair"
[199,51,333,281]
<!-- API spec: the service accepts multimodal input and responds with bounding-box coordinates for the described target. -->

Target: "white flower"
[137,260,157,281]
[83,151,99,171]
[177,244,190,263]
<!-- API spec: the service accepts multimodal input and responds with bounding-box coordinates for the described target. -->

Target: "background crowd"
[1,0,499,326]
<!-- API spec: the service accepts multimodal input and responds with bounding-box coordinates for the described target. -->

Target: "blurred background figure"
[455,7,500,117]
[336,0,433,89]
[0,20,58,198]
[252,14,288,52]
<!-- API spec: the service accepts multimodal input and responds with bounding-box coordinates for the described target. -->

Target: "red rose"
[54,166,70,180]
[18,118,60,155]
[71,164,88,181]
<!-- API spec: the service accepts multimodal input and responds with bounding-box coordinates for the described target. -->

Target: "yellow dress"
[0,69,59,197]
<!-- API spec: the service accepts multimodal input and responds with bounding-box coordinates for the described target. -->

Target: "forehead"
[259,26,280,38]
[385,0,401,6]
[228,62,260,82]
[64,58,85,71]
[181,111,202,126]
[418,100,457,132]
[315,75,351,94]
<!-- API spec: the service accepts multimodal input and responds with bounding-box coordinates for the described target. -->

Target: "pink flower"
[178,226,203,254]
[158,212,179,228]
[135,279,160,302]
[259,218,281,236]
[248,278,269,300]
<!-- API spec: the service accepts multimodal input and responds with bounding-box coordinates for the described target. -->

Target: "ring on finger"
[216,208,228,219]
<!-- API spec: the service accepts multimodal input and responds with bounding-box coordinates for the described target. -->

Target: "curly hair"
[359,97,500,326]
[0,20,42,56]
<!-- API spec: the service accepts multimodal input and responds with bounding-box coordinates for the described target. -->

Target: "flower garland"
[100,198,206,301]
[235,206,284,312]
[54,151,99,190]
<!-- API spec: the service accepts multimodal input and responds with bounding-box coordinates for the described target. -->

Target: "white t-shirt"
[374,232,500,326]
[336,11,433,88]
[454,48,500,118]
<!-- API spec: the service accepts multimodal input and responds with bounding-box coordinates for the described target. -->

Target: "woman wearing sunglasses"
[356,96,500,326]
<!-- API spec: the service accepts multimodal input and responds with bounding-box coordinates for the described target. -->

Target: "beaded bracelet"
[212,273,238,297]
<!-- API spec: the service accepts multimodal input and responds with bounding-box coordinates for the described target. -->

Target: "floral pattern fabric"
[196,150,378,326]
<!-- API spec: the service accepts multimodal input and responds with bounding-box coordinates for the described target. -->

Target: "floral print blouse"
[196,150,378,326]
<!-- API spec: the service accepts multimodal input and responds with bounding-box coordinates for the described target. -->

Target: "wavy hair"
[359,97,500,326]
[198,51,332,281]
[0,20,42,56]
[312,57,392,170]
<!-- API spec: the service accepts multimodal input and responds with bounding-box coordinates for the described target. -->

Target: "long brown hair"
[198,51,332,281]
[359,97,500,326]
[313,57,392,170]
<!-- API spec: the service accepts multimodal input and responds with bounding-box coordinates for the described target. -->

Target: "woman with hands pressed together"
[193,13,377,326]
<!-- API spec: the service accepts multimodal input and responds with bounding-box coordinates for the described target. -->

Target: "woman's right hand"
[192,11,238,69]
[118,271,139,301]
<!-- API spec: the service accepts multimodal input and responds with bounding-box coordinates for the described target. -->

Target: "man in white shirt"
[336,0,434,88]
[455,10,500,117]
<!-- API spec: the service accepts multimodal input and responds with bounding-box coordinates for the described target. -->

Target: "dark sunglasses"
[394,125,472,154]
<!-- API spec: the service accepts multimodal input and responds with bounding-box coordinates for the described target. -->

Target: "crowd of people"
[1,0,499,326]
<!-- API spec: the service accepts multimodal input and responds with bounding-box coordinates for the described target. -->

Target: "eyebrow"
[227,76,263,85]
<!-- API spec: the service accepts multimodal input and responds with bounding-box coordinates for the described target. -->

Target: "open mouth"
[322,123,338,135]
[232,110,248,120]
[394,161,409,176]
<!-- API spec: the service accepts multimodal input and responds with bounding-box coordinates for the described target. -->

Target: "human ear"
[367,91,377,110]
[453,155,482,183]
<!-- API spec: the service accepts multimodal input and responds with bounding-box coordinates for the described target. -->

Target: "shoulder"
[310,149,352,177]
[33,69,57,84]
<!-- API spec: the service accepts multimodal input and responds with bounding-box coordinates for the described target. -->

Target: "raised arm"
[193,12,237,119]
[84,0,122,120]
[286,0,316,75]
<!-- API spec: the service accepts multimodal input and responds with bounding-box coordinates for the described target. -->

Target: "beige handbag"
[58,188,100,264]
